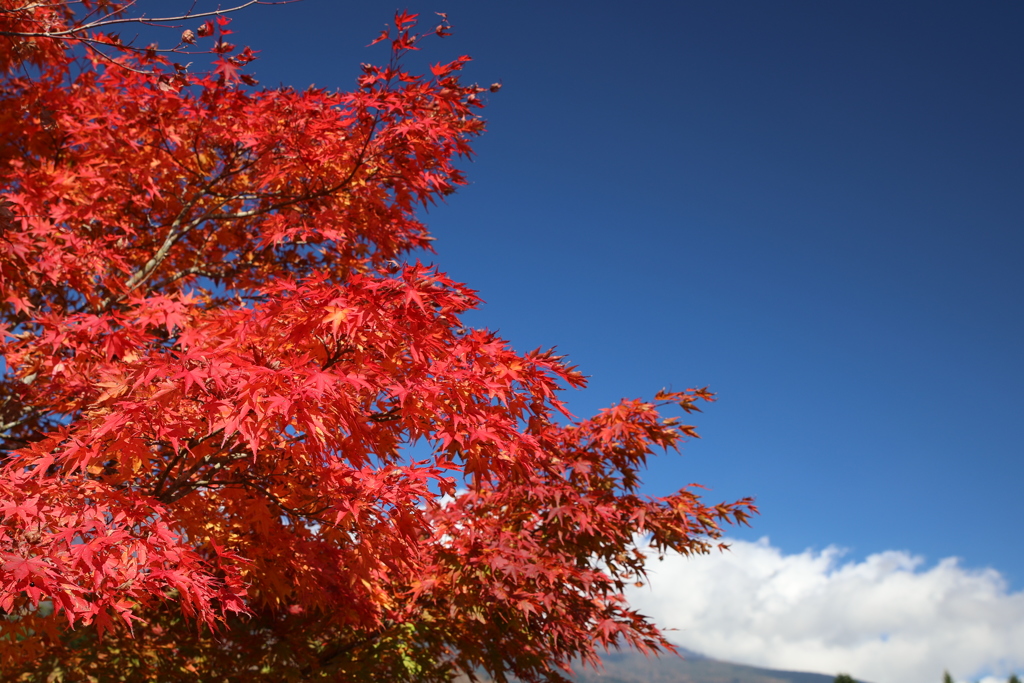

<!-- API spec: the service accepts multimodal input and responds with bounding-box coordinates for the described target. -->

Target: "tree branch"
[0,1,301,40]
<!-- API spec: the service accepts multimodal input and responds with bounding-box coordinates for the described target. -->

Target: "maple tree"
[0,2,756,680]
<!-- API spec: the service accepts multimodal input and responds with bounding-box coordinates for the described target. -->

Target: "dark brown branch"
[0,1,300,40]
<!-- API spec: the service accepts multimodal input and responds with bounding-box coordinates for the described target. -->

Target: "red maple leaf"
[0,5,755,681]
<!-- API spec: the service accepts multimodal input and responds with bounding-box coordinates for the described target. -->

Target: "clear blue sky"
[219,1,1024,591]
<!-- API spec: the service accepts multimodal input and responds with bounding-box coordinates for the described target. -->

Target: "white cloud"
[624,537,1024,683]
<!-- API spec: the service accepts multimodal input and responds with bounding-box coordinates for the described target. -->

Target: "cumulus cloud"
[624,538,1024,683]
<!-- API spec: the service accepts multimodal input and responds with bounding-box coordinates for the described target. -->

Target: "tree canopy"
[0,2,755,680]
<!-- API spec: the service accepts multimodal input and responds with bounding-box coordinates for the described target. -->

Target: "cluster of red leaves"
[0,2,755,681]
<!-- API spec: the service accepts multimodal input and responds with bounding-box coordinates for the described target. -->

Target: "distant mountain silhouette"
[565,647,854,683]
[461,648,869,683]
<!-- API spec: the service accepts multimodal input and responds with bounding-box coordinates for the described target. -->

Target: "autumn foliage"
[0,2,755,680]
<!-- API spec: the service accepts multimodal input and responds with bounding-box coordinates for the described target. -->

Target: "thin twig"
[0,1,301,39]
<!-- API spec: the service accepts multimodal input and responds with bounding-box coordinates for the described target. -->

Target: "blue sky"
[203,1,1021,679]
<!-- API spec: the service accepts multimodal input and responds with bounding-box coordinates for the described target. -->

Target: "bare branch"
[0,1,301,40]
[0,0,302,71]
